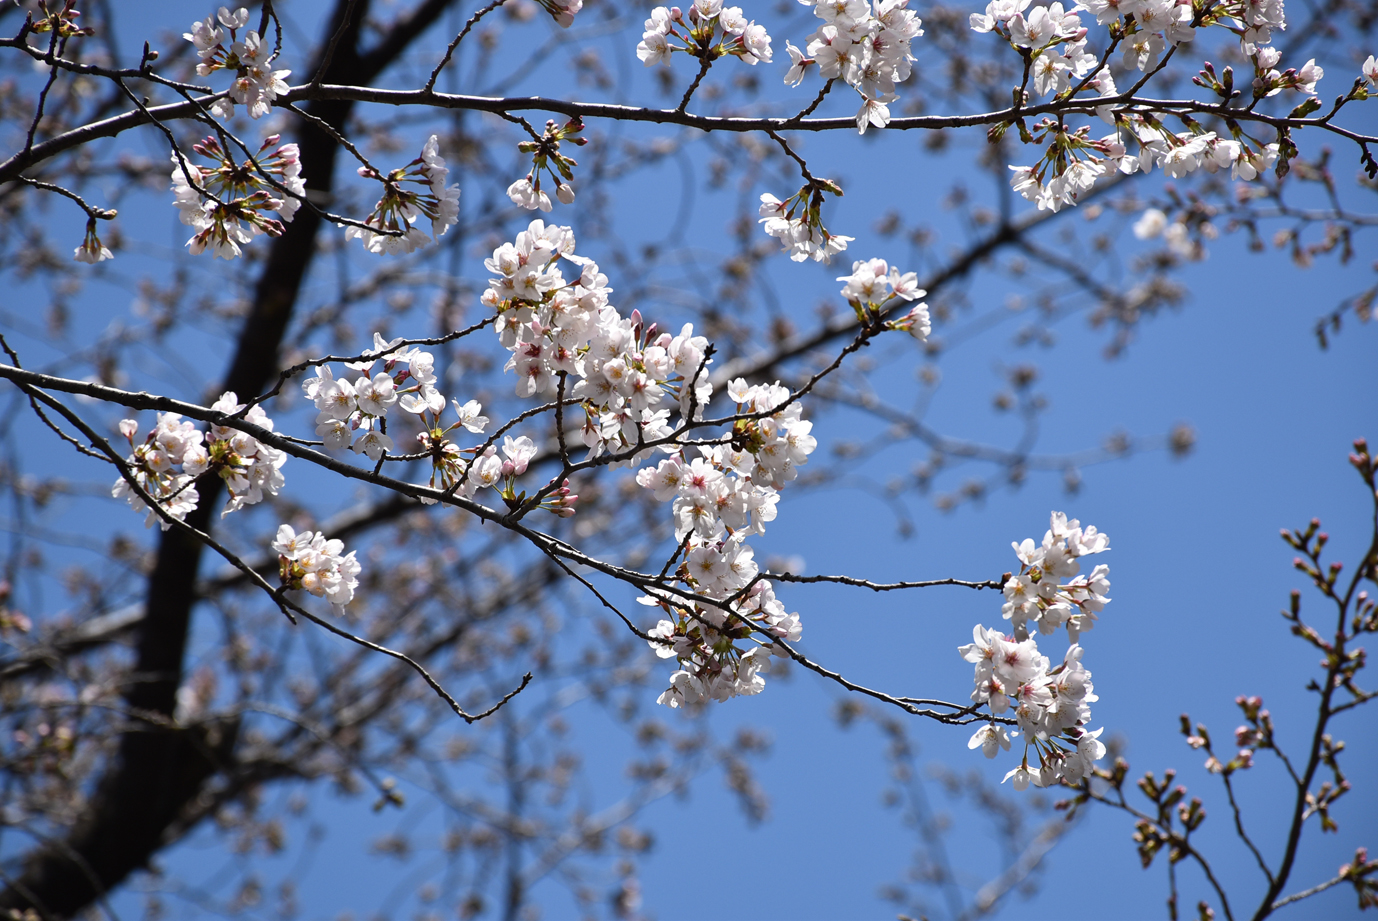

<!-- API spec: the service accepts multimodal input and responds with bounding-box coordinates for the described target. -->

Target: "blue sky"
[5,1,1376,918]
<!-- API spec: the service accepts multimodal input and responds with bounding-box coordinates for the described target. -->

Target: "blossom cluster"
[637,1,773,68]
[300,330,583,516]
[347,135,461,255]
[203,393,289,513]
[304,333,487,465]
[983,0,1325,212]
[959,512,1111,789]
[113,394,286,528]
[272,525,361,614]
[113,414,204,530]
[758,184,852,263]
[170,135,305,259]
[837,257,930,337]
[781,0,924,134]
[1217,0,1285,52]
[1002,511,1111,641]
[184,6,290,119]
[972,0,1099,94]
[961,628,1105,789]
[1007,115,1282,213]
[637,378,817,707]
[481,219,715,463]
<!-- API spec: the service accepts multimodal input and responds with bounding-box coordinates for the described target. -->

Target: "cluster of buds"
[346,135,461,255]
[757,180,852,264]
[30,0,95,38]
[540,479,581,518]
[170,135,304,259]
[506,117,588,212]
[637,2,773,69]
[184,6,290,119]
[1179,696,1280,777]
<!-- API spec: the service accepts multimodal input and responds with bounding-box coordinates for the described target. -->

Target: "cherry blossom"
[836,257,930,338]
[481,219,716,466]
[634,375,818,706]
[183,7,290,119]
[199,392,288,514]
[73,219,113,264]
[785,0,923,135]
[273,525,361,614]
[347,136,461,255]
[114,396,286,526]
[112,414,205,530]
[960,622,1105,789]
[1001,511,1111,641]
[170,135,305,259]
[636,4,773,70]
[535,0,582,28]
[757,187,853,263]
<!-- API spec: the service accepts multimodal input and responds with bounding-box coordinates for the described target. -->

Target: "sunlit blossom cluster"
[781,0,924,134]
[637,0,773,69]
[272,525,361,614]
[170,135,304,259]
[1008,115,1284,213]
[636,379,818,707]
[346,135,461,255]
[972,0,1340,214]
[302,333,484,463]
[962,629,1105,789]
[184,6,290,119]
[960,512,1111,789]
[758,188,853,263]
[114,394,286,529]
[837,257,930,337]
[1001,511,1111,641]
[203,392,289,514]
[112,414,205,530]
[481,219,715,463]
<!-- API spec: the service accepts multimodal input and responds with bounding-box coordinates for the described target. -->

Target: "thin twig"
[424,0,508,94]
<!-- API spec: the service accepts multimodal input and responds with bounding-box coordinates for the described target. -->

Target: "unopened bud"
[556,182,575,204]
